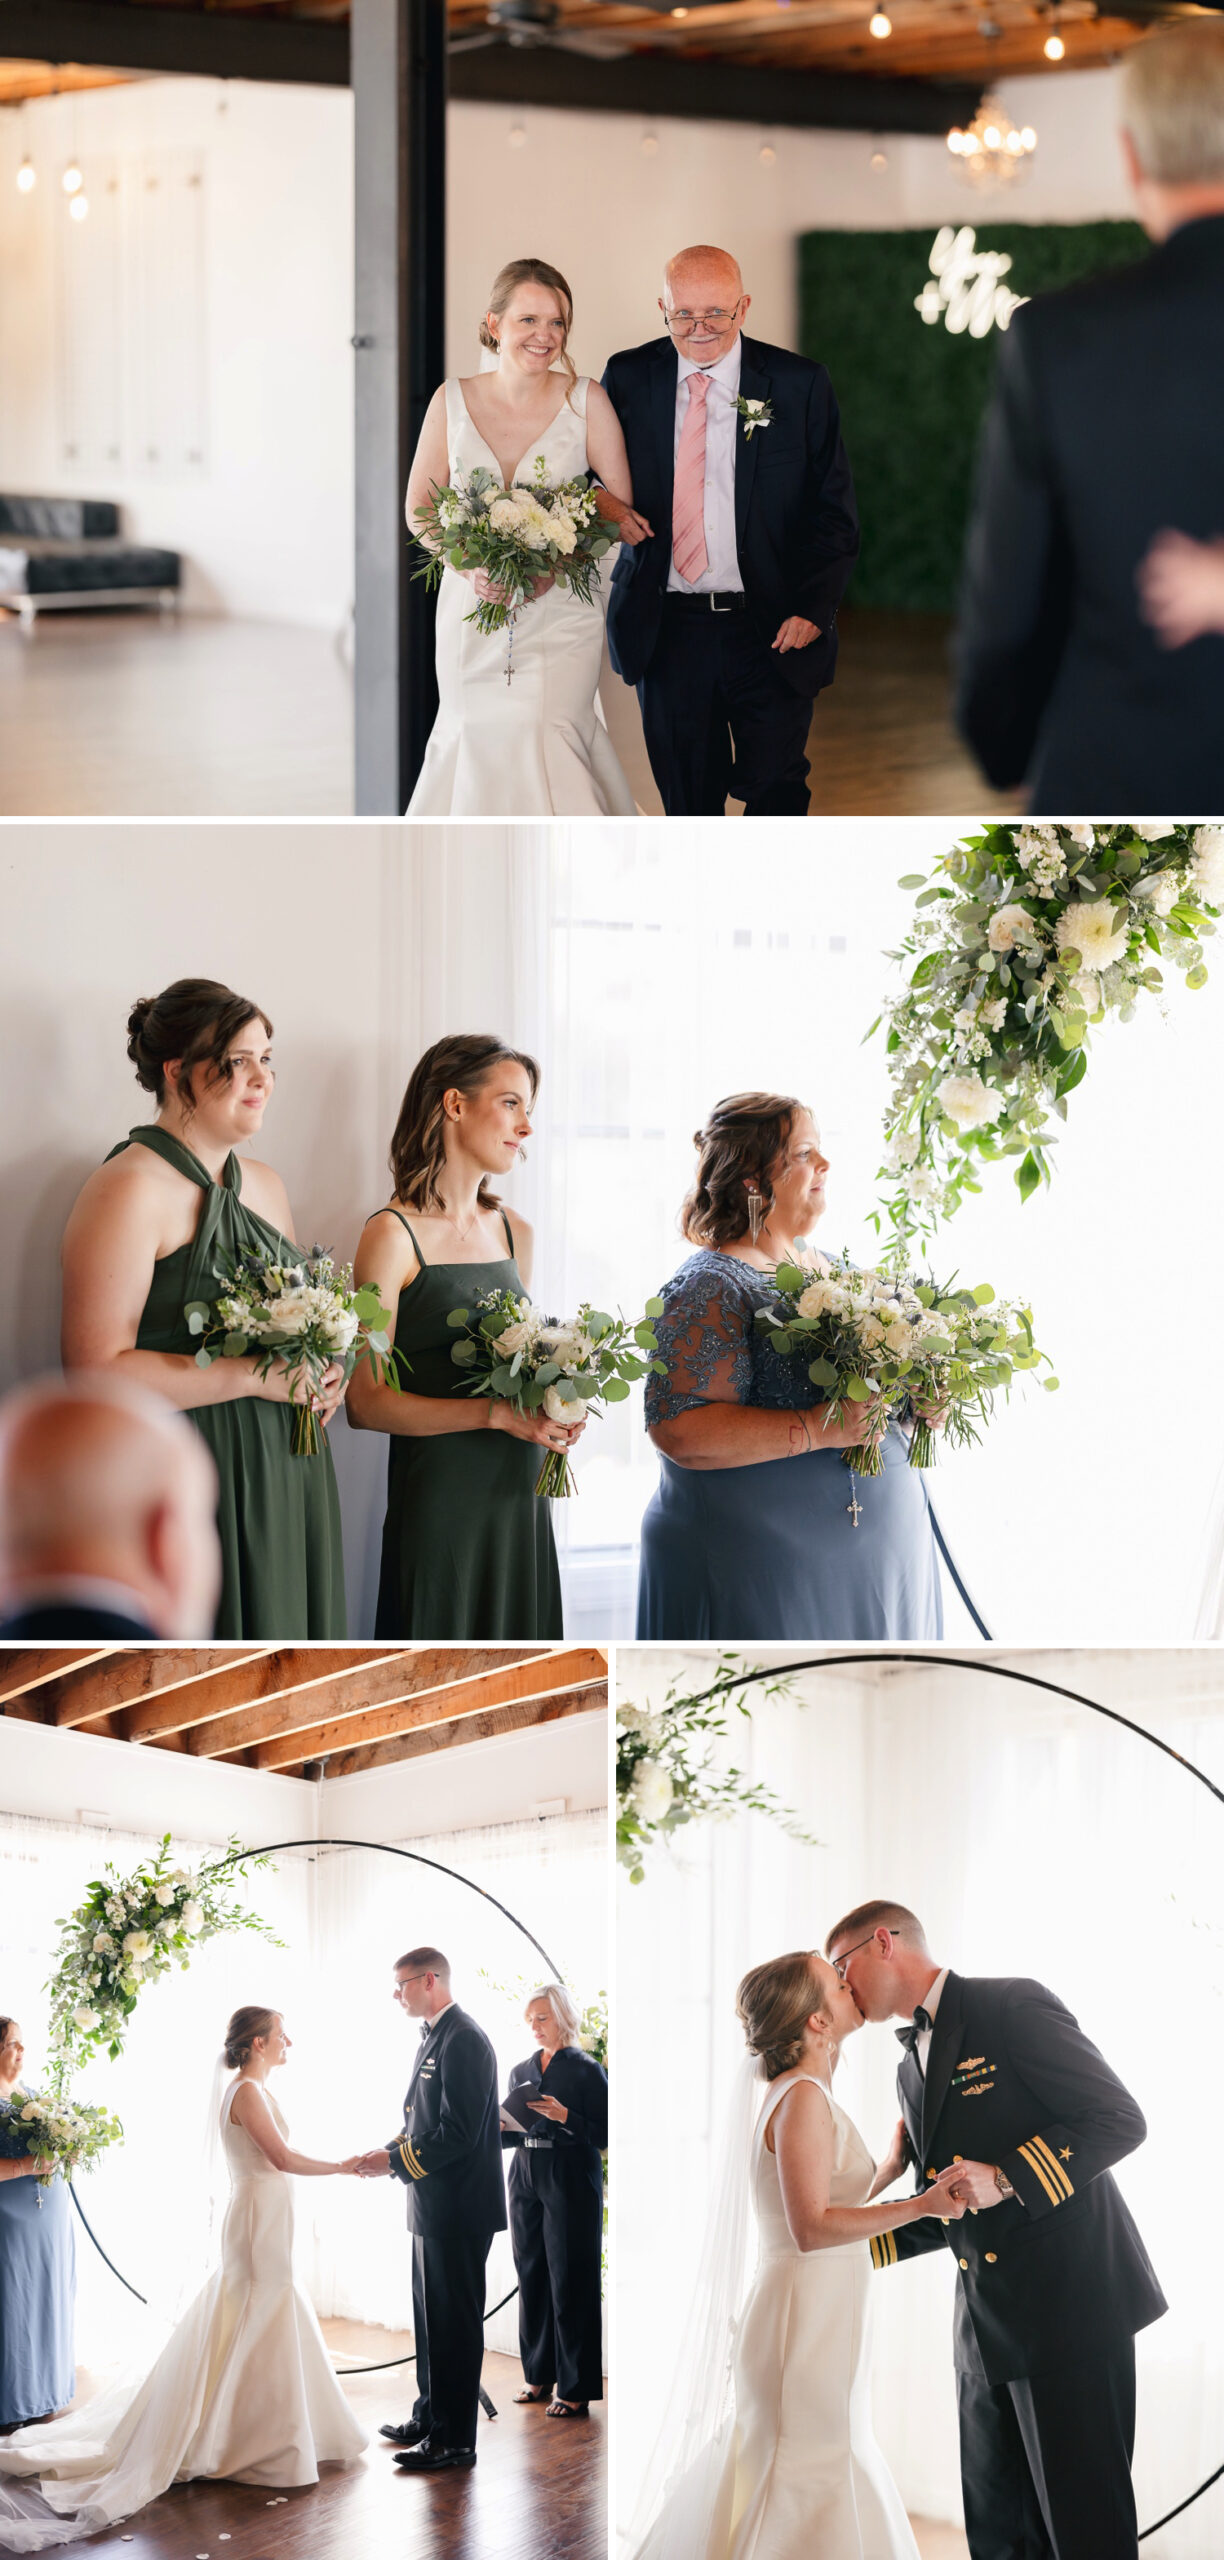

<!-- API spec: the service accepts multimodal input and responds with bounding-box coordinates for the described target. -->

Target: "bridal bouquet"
[45,1833,282,2088]
[186,1243,397,1455]
[756,1248,1050,1477]
[412,458,615,654]
[0,2088,123,2191]
[447,1288,667,1497]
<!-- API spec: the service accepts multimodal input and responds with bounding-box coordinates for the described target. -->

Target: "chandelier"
[947,95,1037,186]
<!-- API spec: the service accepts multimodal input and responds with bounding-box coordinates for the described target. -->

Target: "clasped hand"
[942,2158,1005,2211]
[343,2148,393,2179]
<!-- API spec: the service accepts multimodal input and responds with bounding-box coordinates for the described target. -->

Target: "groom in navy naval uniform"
[826,1899,1166,2560]
[602,243,859,817]
[354,1947,506,2475]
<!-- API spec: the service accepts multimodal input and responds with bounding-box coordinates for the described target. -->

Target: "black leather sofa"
[0,495,181,628]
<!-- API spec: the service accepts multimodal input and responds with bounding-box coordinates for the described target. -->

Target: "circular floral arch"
[634,1648,1222,2543]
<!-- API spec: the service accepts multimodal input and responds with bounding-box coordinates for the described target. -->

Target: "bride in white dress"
[0,2007,367,2550]
[405,256,650,817]
[630,1951,967,2560]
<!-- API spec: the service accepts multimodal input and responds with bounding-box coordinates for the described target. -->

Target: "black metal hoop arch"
[70,1833,568,2382]
[666,1647,1222,2542]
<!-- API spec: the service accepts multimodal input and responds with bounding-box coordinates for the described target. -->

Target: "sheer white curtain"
[298,1810,607,2356]
[615,1649,1224,2556]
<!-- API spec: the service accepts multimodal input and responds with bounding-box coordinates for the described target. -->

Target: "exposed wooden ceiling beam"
[0,1649,108,1704]
[122,1646,400,1744]
[247,1647,607,1772]
[448,42,981,132]
[0,1,349,86]
[316,1686,603,1778]
[192,1646,553,1759]
[35,1647,274,1731]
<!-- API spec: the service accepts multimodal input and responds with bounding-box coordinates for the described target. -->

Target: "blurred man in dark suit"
[0,1374,220,1637]
[956,21,1224,811]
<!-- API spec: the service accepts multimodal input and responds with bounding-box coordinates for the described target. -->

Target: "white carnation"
[488,494,527,534]
[1055,899,1128,971]
[629,1759,674,1824]
[938,1072,997,1131]
[1191,825,1224,903]
[987,903,1040,953]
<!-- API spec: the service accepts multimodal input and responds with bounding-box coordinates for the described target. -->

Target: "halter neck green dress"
[107,1127,346,1639]
[372,1209,563,1638]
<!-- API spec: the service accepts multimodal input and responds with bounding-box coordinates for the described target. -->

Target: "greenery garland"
[872,821,1224,1261]
[617,1655,818,1883]
[45,1833,281,2098]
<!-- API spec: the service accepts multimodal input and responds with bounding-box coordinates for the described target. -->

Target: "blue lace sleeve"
[644,1254,756,1424]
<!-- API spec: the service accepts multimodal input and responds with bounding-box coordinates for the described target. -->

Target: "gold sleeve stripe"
[398,2141,423,2180]
[870,2235,882,2269]
[1030,2135,1074,2200]
[1018,2142,1063,2207]
[406,2142,428,2179]
[870,2231,898,2268]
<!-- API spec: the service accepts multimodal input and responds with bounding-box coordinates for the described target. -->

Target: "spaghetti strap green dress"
[106,1126,346,1639]
[372,1208,563,1638]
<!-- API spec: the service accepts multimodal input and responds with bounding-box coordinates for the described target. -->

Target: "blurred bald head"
[0,1375,220,1636]
[660,247,750,367]
[1120,22,1224,237]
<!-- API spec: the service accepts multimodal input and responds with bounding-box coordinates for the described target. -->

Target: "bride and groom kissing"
[405,243,859,821]
[636,1900,1164,2560]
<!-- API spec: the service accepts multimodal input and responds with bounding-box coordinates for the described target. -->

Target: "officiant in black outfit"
[357,1948,506,2475]
[502,1985,607,2419]
[826,1902,1165,2560]
[602,245,859,818]
[956,19,1224,812]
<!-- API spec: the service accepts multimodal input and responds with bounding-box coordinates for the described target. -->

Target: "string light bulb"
[62,159,83,195]
[69,192,89,222]
[760,139,777,163]
[1044,29,1065,56]
[16,157,36,195]
[507,119,526,148]
[869,8,892,32]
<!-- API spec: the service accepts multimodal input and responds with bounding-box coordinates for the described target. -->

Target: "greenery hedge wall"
[798,219,1145,612]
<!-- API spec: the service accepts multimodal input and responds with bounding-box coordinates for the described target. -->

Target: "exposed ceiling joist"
[41,1646,274,1731]
[322,1685,601,1777]
[192,1645,555,1760]
[244,1645,608,1772]
[0,1648,108,1702]
[0,1,349,86]
[449,42,979,129]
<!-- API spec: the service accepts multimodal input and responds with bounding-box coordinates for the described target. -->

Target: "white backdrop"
[2,820,1223,1638]
[0,1713,607,2371]
[614,1647,1224,2556]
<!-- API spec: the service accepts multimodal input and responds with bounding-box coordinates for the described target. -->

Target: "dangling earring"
[746,1186,765,1245]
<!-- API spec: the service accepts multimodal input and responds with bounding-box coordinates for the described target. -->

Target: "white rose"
[628,1759,674,1824]
[180,1902,204,1936]
[883,1319,914,1355]
[488,494,526,533]
[20,2102,39,2122]
[1055,899,1128,971]
[153,1883,175,1907]
[91,1933,112,1954]
[987,903,1040,953]
[72,2007,100,2032]
[1066,823,1096,850]
[1191,825,1224,903]
[796,1279,835,1319]
[260,1287,312,1336]
[543,1384,588,1426]
[937,1072,997,1131]
[1135,872,1180,917]
[1129,821,1176,839]
[319,1305,360,1355]
[121,1929,151,1959]
[497,1319,536,1357]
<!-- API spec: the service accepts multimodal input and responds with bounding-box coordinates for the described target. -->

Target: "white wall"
[0,65,1133,627]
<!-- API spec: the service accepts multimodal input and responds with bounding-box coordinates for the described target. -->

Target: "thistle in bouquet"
[446,1288,667,1497]
[411,460,616,671]
[45,1832,283,2088]
[0,2088,124,2199]
[185,1241,398,1456]
[755,1247,1052,1481]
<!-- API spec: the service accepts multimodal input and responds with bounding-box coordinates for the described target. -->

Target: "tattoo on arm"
[787,1411,814,1458]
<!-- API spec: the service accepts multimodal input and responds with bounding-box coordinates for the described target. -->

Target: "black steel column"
[353,0,446,815]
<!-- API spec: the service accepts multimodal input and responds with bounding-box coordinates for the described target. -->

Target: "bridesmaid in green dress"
[60,978,347,1638]
[347,1033,580,1637]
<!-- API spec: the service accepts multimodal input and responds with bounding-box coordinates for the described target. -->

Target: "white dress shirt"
[913,1967,949,2080]
[667,339,744,595]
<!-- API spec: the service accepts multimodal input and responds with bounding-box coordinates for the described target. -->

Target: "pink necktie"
[672,371,710,585]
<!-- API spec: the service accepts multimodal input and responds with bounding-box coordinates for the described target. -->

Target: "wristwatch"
[994,2166,1016,2200]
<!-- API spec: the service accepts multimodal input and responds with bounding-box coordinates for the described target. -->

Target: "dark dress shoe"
[393,2444,476,2474]
[379,2420,428,2446]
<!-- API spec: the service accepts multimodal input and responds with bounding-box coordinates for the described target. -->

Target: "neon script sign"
[914,224,1030,338]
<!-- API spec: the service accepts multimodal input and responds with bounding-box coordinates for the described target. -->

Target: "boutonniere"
[735,395,773,439]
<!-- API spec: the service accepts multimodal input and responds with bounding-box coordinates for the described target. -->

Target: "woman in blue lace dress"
[0,2019,75,2434]
[636,1093,943,1640]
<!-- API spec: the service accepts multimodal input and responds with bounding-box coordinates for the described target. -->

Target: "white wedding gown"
[407,374,637,817]
[0,2083,367,2551]
[641,2075,918,2560]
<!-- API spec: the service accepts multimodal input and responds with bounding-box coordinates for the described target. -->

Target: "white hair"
[525,1982,581,2047]
[1121,22,1224,186]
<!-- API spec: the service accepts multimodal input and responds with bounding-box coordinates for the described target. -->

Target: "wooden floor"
[0,603,1013,821]
[55,2330,605,2558]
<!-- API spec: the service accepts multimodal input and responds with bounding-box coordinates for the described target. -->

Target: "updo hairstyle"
[735,1951,827,2081]
[224,2006,278,2070]
[389,1033,539,1212]
[479,257,578,401]
[681,1092,805,1248]
[127,979,272,1112]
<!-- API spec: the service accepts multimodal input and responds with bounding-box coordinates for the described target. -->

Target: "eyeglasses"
[665,306,742,329]
[394,1974,430,1992]
[830,1929,898,1981]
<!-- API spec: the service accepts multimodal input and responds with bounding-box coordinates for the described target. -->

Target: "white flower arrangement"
[734,394,774,439]
[44,1834,282,2093]
[186,1242,396,1456]
[447,1288,667,1497]
[617,1658,817,1883]
[413,457,614,648]
[0,2087,123,2191]
[874,822,1222,1256]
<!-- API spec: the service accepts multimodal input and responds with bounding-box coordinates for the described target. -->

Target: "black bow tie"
[895,2005,933,2057]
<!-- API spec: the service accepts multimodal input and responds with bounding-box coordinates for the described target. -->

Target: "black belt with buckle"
[665,589,746,614]
[524,2136,556,2149]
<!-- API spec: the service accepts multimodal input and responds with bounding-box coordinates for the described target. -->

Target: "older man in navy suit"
[603,245,859,817]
